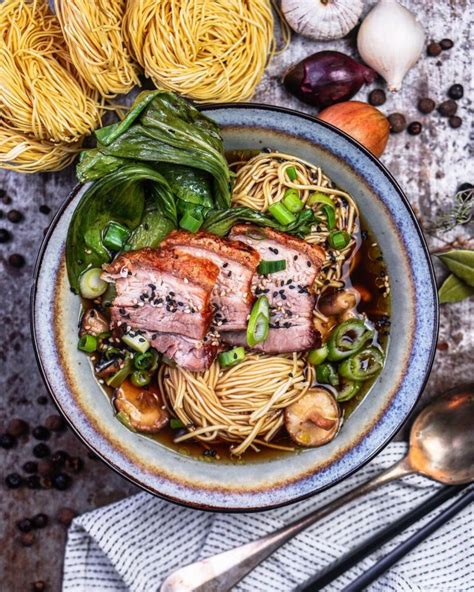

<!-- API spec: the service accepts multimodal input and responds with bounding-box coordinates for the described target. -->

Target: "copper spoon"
[161,385,474,592]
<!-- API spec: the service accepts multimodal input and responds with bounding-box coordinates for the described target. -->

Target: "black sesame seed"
[307,261,312,267]
[223,262,228,268]
[169,291,175,297]
[293,255,298,261]
[272,291,278,298]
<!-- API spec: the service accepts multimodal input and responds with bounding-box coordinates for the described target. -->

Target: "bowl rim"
[30,102,439,512]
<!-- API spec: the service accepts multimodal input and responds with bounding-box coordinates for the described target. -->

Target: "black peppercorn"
[449,116,462,129]
[20,532,35,547]
[53,473,71,491]
[51,450,69,467]
[57,507,77,526]
[0,433,16,449]
[37,459,54,477]
[417,98,436,114]
[32,426,50,441]
[2,193,12,205]
[388,113,407,133]
[8,253,26,268]
[31,582,47,592]
[440,38,454,50]
[26,475,41,489]
[66,456,84,474]
[44,414,65,432]
[5,472,24,488]
[39,476,53,490]
[407,121,422,135]
[39,205,51,215]
[427,41,442,56]
[32,513,49,529]
[368,89,386,106]
[0,228,12,243]
[33,443,51,458]
[7,209,23,223]
[448,84,464,100]
[437,99,458,117]
[17,518,34,533]
[458,183,473,192]
[23,461,38,474]
[7,418,29,437]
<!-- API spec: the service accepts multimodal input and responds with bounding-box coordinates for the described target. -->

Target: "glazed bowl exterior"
[32,105,438,511]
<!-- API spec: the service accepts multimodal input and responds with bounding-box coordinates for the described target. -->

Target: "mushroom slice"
[318,289,358,317]
[285,388,340,447]
[80,308,110,336]
[114,381,169,433]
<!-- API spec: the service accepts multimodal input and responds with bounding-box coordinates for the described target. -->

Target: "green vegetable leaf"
[158,163,213,207]
[437,249,474,287]
[438,274,474,304]
[125,193,175,251]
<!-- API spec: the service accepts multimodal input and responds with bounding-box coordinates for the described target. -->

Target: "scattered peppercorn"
[36,396,48,405]
[2,193,12,205]
[5,472,24,488]
[32,426,50,441]
[26,475,41,489]
[8,253,26,268]
[32,513,49,529]
[7,209,23,223]
[53,473,71,491]
[37,459,54,477]
[458,183,473,192]
[57,507,77,526]
[7,418,29,437]
[448,84,464,100]
[23,461,38,474]
[368,89,386,106]
[388,113,407,133]
[39,205,51,215]
[66,456,84,474]
[437,99,458,117]
[44,414,65,432]
[0,433,16,449]
[20,532,35,547]
[33,443,51,458]
[17,518,33,533]
[39,476,53,490]
[31,582,47,592]
[440,38,454,50]
[417,98,436,114]
[449,116,462,129]
[407,121,422,135]
[51,450,68,467]
[427,41,442,57]
[0,228,12,243]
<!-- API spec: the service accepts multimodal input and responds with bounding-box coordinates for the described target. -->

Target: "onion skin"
[284,51,376,108]
[318,101,390,157]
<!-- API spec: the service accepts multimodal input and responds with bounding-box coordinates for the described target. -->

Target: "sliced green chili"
[322,205,336,230]
[246,296,270,347]
[133,349,159,372]
[78,334,97,353]
[307,344,328,366]
[179,210,203,233]
[316,362,340,387]
[307,192,334,208]
[130,370,151,387]
[338,346,385,381]
[218,347,246,368]
[327,319,374,361]
[336,380,362,402]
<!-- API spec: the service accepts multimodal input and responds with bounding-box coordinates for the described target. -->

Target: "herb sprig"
[430,187,474,233]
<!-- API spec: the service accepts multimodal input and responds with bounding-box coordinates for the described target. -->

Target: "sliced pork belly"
[161,231,260,331]
[102,248,219,341]
[225,225,325,353]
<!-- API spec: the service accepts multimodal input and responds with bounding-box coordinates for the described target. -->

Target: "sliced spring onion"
[179,211,203,233]
[328,230,351,250]
[103,221,130,251]
[170,418,185,429]
[286,166,297,181]
[104,346,122,360]
[316,363,339,387]
[218,347,246,368]
[133,349,159,372]
[268,202,296,225]
[282,189,304,213]
[122,332,150,353]
[79,268,108,299]
[307,344,328,366]
[257,259,286,275]
[130,370,151,387]
[336,380,362,402]
[107,358,132,387]
[115,411,136,432]
[78,334,97,353]
[101,283,117,308]
[327,319,374,361]
[307,192,334,208]
[246,296,270,347]
[322,204,336,230]
[338,346,385,381]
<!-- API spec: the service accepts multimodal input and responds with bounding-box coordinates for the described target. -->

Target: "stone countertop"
[0,1,472,590]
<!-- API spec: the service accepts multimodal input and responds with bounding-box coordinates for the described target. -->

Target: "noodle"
[122,0,274,102]
[158,354,315,455]
[0,0,102,144]
[54,0,140,98]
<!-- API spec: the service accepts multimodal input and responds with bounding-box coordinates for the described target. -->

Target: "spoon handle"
[160,457,413,592]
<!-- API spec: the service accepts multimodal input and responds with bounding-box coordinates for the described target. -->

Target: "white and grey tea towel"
[62,443,473,592]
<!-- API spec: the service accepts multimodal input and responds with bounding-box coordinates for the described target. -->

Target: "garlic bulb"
[282,0,363,41]
[357,0,425,91]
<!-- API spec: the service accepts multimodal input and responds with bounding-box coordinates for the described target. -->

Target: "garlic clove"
[282,0,364,41]
[357,0,425,91]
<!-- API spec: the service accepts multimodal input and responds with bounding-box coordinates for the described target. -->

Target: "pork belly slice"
[222,324,320,354]
[102,248,219,341]
[161,231,260,331]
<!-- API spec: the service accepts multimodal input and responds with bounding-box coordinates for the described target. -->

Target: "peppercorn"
[388,113,407,133]
[51,450,69,467]
[437,100,458,117]
[440,38,454,50]
[44,414,65,432]
[458,183,473,192]
[32,513,49,529]
[407,121,422,135]
[368,89,386,106]
[53,473,71,491]
[39,205,51,215]
[26,475,41,489]
[32,426,50,441]
[31,582,47,592]
[17,518,34,533]
[0,228,12,243]
[66,456,84,474]
[23,461,38,474]
[417,98,436,114]
[427,41,442,57]
[20,532,35,547]
[448,84,464,100]
[0,433,16,449]
[7,418,29,437]
[8,254,26,268]
[33,443,51,458]
[57,507,77,527]
[2,193,12,205]
[37,459,54,477]
[39,476,53,490]
[7,209,23,223]
[5,472,23,488]
[449,116,462,129]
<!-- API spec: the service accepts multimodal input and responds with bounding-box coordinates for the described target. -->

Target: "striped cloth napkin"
[62,443,473,592]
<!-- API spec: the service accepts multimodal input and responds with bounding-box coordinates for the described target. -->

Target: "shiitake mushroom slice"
[113,380,169,434]
[80,308,110,337]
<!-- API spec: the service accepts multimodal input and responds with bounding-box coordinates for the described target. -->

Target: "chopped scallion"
[282,189,304,213]
[257,259,286,275]
[328,230,351,250]
[246,296,270,347]
[122,332,150,353]
[268,202,296,225]
[107,358,132,387]
[179,211,203,233]
[307,192,334,208]
[103,222,130,251]
[322,205,336,230]
[130,370,151,387]
[170,418,185,429]
[79,268,108,300]
[286,166,298,181]
[78,334,97,353]
[218,347,246,368]
[133,349,159,372]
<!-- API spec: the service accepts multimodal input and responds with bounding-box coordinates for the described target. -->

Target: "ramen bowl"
[32,104,438,511]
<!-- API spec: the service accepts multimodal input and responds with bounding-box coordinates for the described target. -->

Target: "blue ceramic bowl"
[32,105,438,511]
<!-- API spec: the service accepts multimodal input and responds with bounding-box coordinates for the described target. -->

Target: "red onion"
[283,51,376,109]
